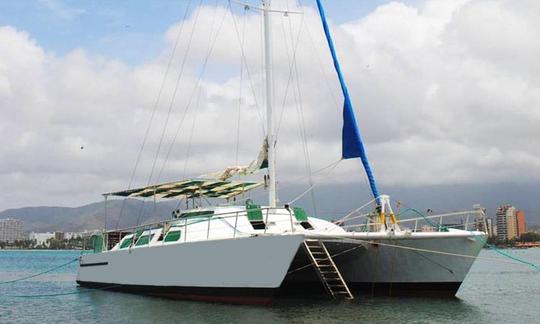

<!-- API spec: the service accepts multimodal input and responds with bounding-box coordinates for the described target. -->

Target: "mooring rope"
[0,258,78,285]
[0,254,122,298]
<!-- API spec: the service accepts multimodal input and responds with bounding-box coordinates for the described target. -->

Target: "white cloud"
[1,0,540,209]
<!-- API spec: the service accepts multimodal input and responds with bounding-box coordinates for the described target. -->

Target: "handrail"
[396,210,483,223]
[104,207,277,234]
[339,210,486,233]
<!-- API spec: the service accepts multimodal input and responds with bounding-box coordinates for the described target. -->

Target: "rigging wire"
[135,0,205,226]
[287,158,340,205]
[333,197,379,224]
[300,1,340,109]
[114,0,194,229]
[282,158,341,185]
[284,3,317,216]
[142,1,225,219]
[143,3,229,219]
[274,12,304,139]
[182,88,204,180]
[235,7,248,166]
[228,0,266,135]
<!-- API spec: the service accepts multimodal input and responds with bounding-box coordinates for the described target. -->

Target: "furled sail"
[203,139,268,181]
[315,0,380,200]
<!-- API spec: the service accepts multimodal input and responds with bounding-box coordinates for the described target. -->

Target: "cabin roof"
[104,178,263,199]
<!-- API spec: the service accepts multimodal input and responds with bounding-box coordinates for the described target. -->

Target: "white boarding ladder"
[303,239,354,300]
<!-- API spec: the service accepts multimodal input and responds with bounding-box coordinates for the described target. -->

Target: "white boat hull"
[77,205,487,302]
[77,234,304,304]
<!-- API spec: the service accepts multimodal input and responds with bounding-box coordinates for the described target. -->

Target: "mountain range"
[0,199,178,233]
[1,182,538,233]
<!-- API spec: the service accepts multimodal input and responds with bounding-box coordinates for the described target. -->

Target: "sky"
[1,0,539,220]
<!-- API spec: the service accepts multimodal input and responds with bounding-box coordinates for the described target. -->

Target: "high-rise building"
[54,231,65,240]
[0,219,25,243]
[486,218,495,237]
[516,210,527,237]
[496,205,518,241]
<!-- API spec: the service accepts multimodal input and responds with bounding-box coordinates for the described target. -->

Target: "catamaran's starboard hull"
[283,233,485,297]
[77,235,304,305]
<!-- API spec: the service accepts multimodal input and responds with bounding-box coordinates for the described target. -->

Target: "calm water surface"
[0,249,539,323]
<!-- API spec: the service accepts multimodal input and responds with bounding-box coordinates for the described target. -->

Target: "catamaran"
[77,0,487,304]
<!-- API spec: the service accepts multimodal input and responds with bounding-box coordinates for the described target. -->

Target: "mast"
[263,0,276,207]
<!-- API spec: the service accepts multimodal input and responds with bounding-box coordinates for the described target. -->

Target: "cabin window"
[164,230,182,242]
[135,234,155,246]
[119,237,133,249]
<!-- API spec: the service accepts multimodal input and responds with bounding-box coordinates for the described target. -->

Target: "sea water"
[0,249,539,323]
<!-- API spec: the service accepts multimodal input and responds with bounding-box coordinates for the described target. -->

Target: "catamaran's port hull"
[76,281,276,305]
[76,234,304,305]
[284,232,486,298]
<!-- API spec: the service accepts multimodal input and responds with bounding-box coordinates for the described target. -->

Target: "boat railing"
[339,209,488,233]
[88,206,296,252]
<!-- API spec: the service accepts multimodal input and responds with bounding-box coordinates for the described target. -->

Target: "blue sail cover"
[315,0,380,200]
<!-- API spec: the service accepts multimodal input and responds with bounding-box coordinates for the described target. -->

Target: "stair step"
[303,240,354,300]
